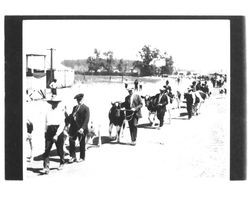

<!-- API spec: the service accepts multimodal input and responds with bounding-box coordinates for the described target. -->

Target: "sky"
[23,19,230,74]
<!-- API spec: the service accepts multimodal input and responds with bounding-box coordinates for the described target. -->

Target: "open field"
[24,76,229,181]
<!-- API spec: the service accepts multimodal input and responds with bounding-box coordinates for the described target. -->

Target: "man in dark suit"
[184,88,195,119]
[68,93,90,163]
[155,87,169,127]
[122,87,143,145]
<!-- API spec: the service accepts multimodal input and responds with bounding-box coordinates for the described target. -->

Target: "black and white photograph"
[3,12,247,197]
[22,18,231,180]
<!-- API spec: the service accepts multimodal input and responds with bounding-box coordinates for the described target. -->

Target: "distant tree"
[87,56,98,73]
[94,48,100,59]
[103,51,114,73]
[117,59,124,72]
[138,45,160,76]
[86,49,104,73]
[133,60,143,73]
[160,55,174,75]
[186,71,191,75]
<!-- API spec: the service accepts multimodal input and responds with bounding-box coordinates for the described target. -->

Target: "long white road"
[25,82,229,182]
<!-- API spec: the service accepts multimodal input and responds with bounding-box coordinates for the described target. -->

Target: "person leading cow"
[155,87,169,127]
[121,87,143,145]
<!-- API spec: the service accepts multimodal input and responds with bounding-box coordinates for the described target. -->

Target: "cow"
[64,112,97,148]
[141,94,171,126]
[108,101,126,142]
[141,95,158,126]
[184,90,206,119]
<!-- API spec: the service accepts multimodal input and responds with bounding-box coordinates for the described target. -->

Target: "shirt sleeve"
[134,95,143,110]
[81,106,90,130]
[55,112,66,136]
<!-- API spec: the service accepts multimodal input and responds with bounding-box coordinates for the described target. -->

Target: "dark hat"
[74,93,84,100]
[46,98,61,105]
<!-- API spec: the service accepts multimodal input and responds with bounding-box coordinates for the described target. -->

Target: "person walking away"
[177,77,180,85]
[139,80,143,91]
[49,79,58,98]
[42,98,66,174]
[26,119,33,162]
[134,79,139,91]
[184,88,195,119]
[124,78,128,89]
[68,93,90,163]
[165,80,172,94]
[155,87,169,127]
[121,88,143,145]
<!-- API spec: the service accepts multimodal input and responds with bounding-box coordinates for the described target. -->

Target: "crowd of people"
[26,76,221,175]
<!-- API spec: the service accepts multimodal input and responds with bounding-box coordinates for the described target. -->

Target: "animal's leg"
[176,97,180,109]
[120,120,126,138]
[197,102,202,114]
[109,123,113,138]
[152,113,157,127]
[148,112,153,124]
[116,126,121,143]
[168,109,171,124]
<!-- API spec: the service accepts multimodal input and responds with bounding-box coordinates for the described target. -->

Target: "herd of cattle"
[107,79,218,142]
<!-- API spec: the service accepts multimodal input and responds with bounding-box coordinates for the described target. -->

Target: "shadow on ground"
[137,123,160,129]
[92,136,117,145]
[27,167,58,175]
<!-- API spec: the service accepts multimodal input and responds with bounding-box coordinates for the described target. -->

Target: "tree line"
[61,45,175,76]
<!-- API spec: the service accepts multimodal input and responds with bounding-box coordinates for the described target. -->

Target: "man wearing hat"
[42,98,66,174]
[165,80,172,94]
[184,88,196,119]
[155,87,169,127]
[121,87,143,145]
[67,93,90,163]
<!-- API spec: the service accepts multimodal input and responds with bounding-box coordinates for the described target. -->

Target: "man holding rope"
[121,87,143,145]
[68,93,90,163]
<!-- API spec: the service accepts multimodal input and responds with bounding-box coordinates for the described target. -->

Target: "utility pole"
[47,48,56,83]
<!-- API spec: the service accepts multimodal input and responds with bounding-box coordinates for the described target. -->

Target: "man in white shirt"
[42,98,66,174]
[49,79,58,98]
[121,88,143,145]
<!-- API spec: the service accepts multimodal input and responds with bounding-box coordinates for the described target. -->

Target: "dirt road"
[24,78,229,181]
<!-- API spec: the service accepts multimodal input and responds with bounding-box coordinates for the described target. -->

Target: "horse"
[141,95,158,126]
[108,101,126,142]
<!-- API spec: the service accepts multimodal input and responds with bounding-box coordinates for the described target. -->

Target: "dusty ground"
[24,77,229,181]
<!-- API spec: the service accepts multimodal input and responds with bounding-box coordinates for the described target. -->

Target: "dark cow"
[108,101,126,142]
[64,112,96,146]
[141,95,159,126]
